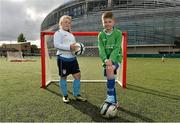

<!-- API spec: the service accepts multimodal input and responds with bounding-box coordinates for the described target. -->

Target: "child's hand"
[70,43,77,51]
[105,59,112,66]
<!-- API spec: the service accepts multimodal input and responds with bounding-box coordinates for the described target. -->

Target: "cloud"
[26,8,44,21]
[8,0,26,2]
[0,0,70,41]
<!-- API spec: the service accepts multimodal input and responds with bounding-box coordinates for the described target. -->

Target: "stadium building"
[41,0,180,56]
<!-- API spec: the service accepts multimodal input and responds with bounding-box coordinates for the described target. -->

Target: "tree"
[17,33,26,42]
[1,43,6,48]
[31,44,38,54]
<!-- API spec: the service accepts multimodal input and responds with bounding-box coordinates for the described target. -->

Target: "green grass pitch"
[0,57,180,122]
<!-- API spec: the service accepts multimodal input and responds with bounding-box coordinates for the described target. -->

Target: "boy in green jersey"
[98,11,122,106]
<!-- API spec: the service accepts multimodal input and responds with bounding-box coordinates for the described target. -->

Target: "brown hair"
[102,11,115,20]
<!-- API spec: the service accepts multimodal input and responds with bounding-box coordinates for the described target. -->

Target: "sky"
[0,0,71,46]
[1,0,180,44]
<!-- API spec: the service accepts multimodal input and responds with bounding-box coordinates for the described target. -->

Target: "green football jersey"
[98,28,122,66]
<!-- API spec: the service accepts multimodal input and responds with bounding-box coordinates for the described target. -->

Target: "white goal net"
[41,31,127,88]
[7,51,24,62]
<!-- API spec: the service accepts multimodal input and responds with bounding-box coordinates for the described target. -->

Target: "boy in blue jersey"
[98,12,122,107]
[54,15,87,103]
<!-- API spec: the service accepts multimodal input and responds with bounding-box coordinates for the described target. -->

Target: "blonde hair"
[102,11,115,20]
[59,15,72,32]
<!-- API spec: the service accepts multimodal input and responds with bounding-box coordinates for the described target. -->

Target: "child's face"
[102,18,115,31]
[61,18,71,31]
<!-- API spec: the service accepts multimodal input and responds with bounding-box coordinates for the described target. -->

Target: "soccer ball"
[100,102,118,118]
[73,42,85,55]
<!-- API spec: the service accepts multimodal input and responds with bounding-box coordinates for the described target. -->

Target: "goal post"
[7,51,24,62]
[40,31,127,89]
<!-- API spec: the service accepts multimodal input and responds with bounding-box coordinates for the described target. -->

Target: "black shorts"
[57,56,80,77]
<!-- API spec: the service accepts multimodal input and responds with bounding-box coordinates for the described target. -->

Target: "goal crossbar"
[40,31,127,88]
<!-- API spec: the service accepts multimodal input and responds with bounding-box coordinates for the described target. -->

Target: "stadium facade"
[41,0,180,55]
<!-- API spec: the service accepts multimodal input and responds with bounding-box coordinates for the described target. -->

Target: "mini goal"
[7,51,24,62]
[40,31,127,88]
[7,51,36,62]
